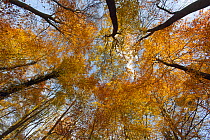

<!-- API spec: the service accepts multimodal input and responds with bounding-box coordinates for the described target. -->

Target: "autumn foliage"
[0,0,209,139]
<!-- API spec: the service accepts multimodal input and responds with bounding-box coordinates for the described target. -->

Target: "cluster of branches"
[0,0,209,139]
[1,0,209,100]
[8,0,209,37]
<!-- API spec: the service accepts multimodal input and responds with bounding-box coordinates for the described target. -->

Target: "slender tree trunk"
[105,0,118,38]
[42,99,76,140]
[0,71,59,100]
[0,99,53,139]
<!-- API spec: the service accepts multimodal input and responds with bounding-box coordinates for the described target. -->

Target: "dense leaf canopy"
[0,0,209,139]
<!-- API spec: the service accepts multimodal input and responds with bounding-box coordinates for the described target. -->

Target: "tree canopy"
[0,0,209,139]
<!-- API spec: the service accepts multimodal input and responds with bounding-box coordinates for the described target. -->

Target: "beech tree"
[0,0,209,139]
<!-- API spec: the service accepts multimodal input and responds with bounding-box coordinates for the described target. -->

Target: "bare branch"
[8,0,60,30]
[156,58,210,81]
[156,4,176,14]
[82,2,103,11]
[51,0,78,13]
[138,0,210,41]
[0,99,53,139]
[148,0,210,33]
[135,32,154,45]
[51,0,100,20]
[41,99,76,140]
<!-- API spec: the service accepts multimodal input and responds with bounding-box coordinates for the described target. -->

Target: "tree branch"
[154,95,182,139]
[41,99,76,140]
[82,2,103,11]
[156,4,176,14]
[51,0,78,13]
[0,61,37,71]
[0,71,59,100]
[8,0,61,31]
[51,0,98,19]
[0,99,53,140]
[156,58,210,80]
[148,0,210,33]
[135,32,154,45]
[138,0,210,41]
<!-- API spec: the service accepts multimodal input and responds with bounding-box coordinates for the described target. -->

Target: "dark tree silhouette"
[156,58,210,81]
[105,0,118,38]
[139,0,210,41]
[0,71,59,100]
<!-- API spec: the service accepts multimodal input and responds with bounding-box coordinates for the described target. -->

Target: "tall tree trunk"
[105,0,118,38]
